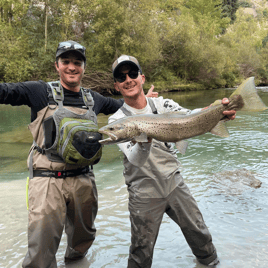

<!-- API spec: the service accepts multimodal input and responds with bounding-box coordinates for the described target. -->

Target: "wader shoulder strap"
[47,81,64,108]
[81,88,95,109]
[147,98,158,114]
[47,81,94,110]
[120,98,158,116]
[120,106,132,116]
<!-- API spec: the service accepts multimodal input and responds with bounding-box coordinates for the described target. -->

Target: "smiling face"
[55,51,85,92]
[114,64,146,107]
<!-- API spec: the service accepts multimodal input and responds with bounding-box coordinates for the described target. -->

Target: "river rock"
[258,87,268,92]
[211,168,262,195]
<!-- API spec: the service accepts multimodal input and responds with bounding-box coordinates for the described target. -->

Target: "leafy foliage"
[222,0,239,23]
[0,0,268,89]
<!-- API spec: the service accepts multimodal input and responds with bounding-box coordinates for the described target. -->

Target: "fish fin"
[230,77,267,112]
[175,140,188,155]
[210,121,230,137]
[134,132,148,142]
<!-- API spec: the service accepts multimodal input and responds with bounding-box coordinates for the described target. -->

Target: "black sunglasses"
[115,70,140,83]
[58,42,85,52]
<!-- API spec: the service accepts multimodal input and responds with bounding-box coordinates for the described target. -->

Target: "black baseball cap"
[112,55,142,77]
[56,40,86,62]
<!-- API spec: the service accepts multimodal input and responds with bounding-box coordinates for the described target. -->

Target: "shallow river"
[0,86,268,268]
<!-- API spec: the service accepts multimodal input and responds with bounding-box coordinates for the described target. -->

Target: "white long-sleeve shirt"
[108,96,200,167]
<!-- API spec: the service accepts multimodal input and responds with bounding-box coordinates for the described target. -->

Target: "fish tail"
[230,77,267,112]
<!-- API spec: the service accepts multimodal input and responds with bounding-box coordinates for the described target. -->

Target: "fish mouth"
[98,132,118,144]
[98,132,131,145]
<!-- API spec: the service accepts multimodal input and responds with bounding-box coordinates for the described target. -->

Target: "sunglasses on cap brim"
[114,70,140,83]
[57,42,85,53]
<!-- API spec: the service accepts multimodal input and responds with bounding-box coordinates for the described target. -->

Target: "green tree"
[83,0,161,72]
[154,0,234,87]
[183,0,230,36]
[221,0,239,23]
[221,8,267,79]
[0,0,34,82]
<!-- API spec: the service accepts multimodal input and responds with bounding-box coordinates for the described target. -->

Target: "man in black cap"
[0,41,157,267]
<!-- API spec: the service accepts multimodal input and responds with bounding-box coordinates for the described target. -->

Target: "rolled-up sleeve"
[108,114,152,167]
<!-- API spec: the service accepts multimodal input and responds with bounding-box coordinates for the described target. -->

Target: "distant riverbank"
[80,72,218,96]
[45,72,267,96]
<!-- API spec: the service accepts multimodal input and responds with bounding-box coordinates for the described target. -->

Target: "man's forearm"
[117,141,152,167]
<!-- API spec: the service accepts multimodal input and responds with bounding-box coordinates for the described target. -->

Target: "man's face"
[114,65,145,99]
[55,51,85,90]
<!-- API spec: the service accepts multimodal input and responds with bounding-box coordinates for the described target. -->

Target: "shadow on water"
[0,88,268,267]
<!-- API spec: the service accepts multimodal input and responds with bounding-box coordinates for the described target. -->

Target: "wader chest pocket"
[57,118,102,166]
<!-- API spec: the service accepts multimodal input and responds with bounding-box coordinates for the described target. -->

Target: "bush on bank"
[1,0,268,94]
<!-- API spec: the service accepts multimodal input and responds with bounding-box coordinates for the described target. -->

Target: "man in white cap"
[108,54,236,267]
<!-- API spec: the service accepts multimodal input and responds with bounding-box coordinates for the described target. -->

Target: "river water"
[0,87,268,268]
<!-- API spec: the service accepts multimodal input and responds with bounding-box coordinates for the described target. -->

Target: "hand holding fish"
[131,137,153,146]
[138,137,153,144]
[221,98,236,120]
[203,98,236,120]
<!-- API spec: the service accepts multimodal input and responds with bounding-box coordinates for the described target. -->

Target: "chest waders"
[120,98,181,199]
[120,100,218,268]
[28,81,102,181]
[23,82,101,266]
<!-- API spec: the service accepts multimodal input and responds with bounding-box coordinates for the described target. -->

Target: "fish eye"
[109,127,114,131]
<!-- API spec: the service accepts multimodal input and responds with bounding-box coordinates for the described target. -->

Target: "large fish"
[98,77,267,154]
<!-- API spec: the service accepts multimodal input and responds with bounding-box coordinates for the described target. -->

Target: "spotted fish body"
[99,77,267,152]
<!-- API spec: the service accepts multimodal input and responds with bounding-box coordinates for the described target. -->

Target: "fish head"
[98,119,139,145]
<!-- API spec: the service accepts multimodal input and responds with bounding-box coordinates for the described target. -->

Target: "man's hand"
[202,98,236,120]
[132,137,153,146]
[222,98,236,120]
[146,85,158,98]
